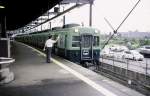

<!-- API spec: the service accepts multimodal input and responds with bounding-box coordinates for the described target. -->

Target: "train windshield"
[81,35,92,48]
[72,36,99,47]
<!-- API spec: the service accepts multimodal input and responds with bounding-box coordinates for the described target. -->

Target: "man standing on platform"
[43,35,60,63]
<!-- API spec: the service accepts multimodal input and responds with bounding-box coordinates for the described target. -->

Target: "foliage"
[101,34,150,50]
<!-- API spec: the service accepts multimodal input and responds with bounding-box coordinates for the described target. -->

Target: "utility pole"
[89,1,93,27]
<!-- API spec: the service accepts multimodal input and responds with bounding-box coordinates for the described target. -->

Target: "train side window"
[52,34,58,40]
[72,42,80,47]
[93,36,99,46]
[72,36,80,41]
[72,36,80,47]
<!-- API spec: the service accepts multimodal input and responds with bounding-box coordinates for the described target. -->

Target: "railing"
[99,56,150,76]
[90,56,150,95]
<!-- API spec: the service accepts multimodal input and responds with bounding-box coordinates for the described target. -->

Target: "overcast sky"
[64,0,150,33]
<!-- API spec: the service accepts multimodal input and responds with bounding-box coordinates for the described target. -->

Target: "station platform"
[0,41,145,96]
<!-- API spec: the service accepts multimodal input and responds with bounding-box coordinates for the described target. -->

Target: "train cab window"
[81,35,92,48]
[93,36,99,46]
[72,36,80,47]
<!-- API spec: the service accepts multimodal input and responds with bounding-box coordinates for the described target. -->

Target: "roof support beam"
[27,3,84,31]
[61,0,94,4]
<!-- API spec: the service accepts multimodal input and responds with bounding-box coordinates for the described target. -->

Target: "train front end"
[68,27,100,67]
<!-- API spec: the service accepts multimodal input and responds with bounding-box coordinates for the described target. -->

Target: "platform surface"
[0,41,145,96]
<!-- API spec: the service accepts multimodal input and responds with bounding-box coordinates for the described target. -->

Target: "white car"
[131,50,144,61]
[100,49,114,58]
[122,50,144,61]
[137,45,150,54]
[122,50,134,60]
[109,45,129,52]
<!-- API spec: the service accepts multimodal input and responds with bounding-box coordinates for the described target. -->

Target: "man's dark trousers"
[46,47,52,63]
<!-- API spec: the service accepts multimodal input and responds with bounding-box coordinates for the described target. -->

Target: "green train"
[15,24,101,66]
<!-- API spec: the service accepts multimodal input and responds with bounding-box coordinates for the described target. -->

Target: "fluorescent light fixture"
[0,5,5,8]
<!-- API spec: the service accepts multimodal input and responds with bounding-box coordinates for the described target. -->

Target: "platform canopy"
[0,0,94,31]
[61,0,94,4]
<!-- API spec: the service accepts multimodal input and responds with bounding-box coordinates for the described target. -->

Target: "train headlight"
[83,50,89,55]
[75,29,79,32]
[95,30,98,33]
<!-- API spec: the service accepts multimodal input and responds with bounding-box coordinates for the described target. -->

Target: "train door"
[80,34,93,61]
[65,35,67,57]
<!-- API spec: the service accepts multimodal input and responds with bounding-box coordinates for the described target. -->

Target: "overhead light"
[0,5,5,9]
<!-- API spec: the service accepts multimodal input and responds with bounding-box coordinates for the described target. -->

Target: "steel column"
[0,16,6,38]
[89,2,93,27]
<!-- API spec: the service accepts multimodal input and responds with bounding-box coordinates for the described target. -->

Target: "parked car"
[109,45,129,52]
[100,48,114,58]
[122,50,133,60]
[122,50,144,61]
[131,50,144,61]
[137,45,150,55]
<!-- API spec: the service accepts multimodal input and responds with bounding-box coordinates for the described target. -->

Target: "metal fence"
[99,57,150,76]
[89,57,150,95]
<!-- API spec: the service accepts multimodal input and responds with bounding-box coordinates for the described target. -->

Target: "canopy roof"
[0,0,94,30]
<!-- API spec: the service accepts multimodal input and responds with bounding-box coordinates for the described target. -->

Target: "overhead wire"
[101,0,141,50]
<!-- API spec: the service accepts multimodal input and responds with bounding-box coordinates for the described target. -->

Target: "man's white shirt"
[45,39,56,47]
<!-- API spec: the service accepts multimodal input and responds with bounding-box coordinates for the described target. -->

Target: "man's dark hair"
[48,35,52,39]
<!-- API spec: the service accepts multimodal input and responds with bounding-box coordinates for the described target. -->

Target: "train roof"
[52,27,62,30]
[62,23,80,28]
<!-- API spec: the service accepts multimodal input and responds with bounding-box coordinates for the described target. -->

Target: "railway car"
[15,24,101,67]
